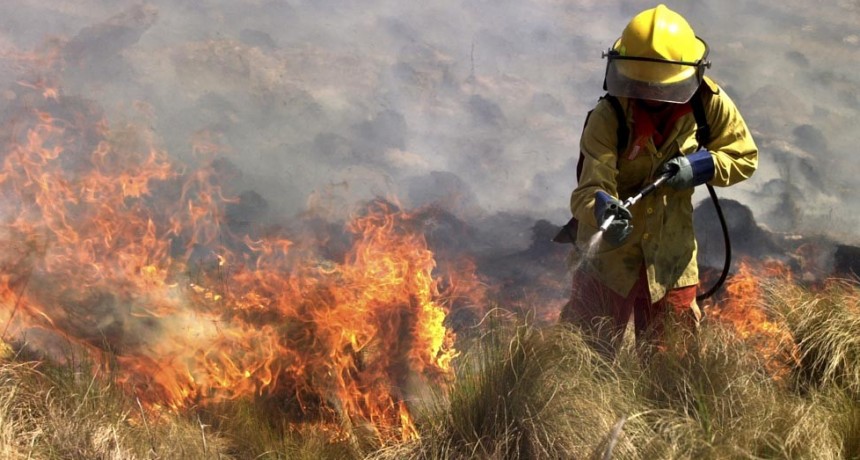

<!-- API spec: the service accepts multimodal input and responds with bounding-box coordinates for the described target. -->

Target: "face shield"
[603,37,711,104]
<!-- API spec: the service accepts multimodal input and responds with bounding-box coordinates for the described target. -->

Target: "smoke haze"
[0,0,858,247]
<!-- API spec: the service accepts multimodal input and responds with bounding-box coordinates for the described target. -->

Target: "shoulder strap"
[690,86,711,148]
[576,94,628,181]
[603,94,629,154]
[574,108,595,180]
[558,95,629,244]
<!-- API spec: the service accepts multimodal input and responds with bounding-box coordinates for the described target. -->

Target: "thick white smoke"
[0,0,858,248]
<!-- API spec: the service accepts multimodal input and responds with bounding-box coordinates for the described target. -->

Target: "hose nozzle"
[598,213,617,233]
[596,171,674,232]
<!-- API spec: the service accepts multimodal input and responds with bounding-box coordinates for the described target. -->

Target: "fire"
[708,260,799,379]
[0,78,483,441]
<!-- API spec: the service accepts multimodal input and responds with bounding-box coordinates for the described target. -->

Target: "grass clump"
[198,399,365,459]
[637,322,841,459]
[384,312,645,459]
[769,279,860,396]
[387,276,860,460]
[0,349,369,459]
[0,356,226,459]
[2,276,859,459]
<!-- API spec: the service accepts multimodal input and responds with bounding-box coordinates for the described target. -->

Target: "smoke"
[686,0,860,242]
[0,0,858,247]
[5,1,860,426]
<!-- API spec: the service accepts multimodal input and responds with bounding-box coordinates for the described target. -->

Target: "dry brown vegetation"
[1,274,859,459]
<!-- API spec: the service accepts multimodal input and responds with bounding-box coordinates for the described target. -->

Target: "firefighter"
[559,4,758,357]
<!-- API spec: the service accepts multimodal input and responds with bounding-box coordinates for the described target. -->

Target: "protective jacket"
[570,77,758,301]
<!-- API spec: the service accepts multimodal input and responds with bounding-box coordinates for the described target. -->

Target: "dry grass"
[1,277,858,459]
[769,278,860,397]
[408,314,626,459]
[0,355,226,459]
[0,353,369,459]
[381,276,860,459]
[636,322,841,458]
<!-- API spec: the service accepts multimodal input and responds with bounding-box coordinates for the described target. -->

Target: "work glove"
[594,190,633,246]
[658,149,715,189]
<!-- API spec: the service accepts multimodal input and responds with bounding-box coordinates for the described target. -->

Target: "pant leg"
[560,269,635,358]
[635,283,701,351]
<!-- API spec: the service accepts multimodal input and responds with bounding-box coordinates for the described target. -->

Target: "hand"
[658,149,715,189]
[603,218,633,246]
[594,191,633,246]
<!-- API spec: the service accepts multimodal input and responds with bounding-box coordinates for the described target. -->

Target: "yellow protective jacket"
[570,77,758,301]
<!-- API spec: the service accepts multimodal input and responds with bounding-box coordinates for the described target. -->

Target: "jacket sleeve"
[570,100,622,228]
[703,85,759,187]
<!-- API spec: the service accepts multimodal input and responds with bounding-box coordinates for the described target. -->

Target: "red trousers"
[560,267,700,357]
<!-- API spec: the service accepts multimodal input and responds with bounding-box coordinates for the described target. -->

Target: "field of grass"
[0,273,858,459]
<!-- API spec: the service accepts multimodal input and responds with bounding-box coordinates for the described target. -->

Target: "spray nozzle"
[596,172,675,233]
[598,214,617,233]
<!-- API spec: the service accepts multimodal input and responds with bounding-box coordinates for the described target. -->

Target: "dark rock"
[226,190,269,236]
[467,95,505,127]
[793,124,828,154]
[353,109,408,151]
[694,198,784,269]
[834,245,860,277]
[63,3,158,64]
[239,29,277,51]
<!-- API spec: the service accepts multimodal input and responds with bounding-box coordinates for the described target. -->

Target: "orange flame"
[708,260,799,379]
[0,82,483,441]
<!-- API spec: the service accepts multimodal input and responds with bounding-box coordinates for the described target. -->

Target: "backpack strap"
[603,94,629,154]
[690,87,711,148]
[575,94,628,180]
[573,111,593,181]
[557,94,628,244]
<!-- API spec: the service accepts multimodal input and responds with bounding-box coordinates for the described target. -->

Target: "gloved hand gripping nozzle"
[596,170,675,234]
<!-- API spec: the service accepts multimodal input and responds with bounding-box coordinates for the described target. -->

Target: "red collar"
[631,101,692,150]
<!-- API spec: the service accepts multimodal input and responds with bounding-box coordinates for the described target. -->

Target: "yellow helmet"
[603,4,710,103]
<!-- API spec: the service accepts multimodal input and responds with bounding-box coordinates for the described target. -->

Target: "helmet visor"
[605,61,700,103]
[603,37,710,104]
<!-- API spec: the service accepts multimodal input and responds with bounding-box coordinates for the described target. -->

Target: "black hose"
[696,183,731,303]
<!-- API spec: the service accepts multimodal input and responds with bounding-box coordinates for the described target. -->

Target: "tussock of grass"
[385,313,643,459]
[2,277,859,459]
[638,322,841,458]
[387,277,860,459]
[0,357,227,459]
[0,354,372,459]
[410,323,603,459]
[769,279,860,396]
[198,399,365,459]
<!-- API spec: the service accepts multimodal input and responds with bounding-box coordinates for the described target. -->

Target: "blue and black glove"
[594,190,633,246]
[658,149,715,189]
